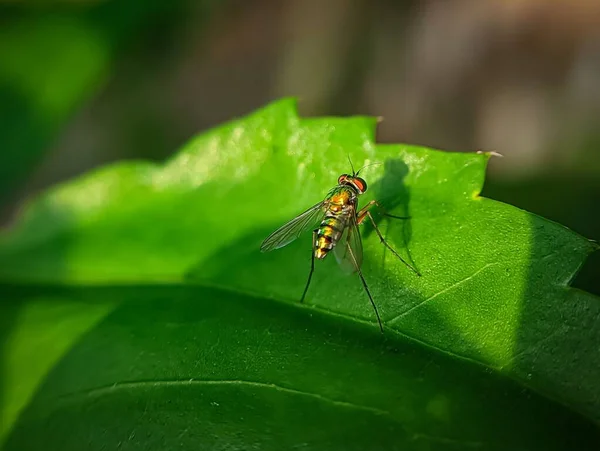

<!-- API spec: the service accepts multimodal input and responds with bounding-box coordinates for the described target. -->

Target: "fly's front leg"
[357,201,421,276]
[357,200,410,220]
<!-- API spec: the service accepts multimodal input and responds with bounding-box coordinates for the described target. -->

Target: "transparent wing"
[260,201,327,252]
[333,214,363,274]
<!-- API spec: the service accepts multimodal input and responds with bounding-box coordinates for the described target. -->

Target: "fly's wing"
[260,201,327,252]
[333,214,363,274]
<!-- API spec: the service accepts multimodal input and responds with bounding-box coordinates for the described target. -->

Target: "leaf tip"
[476,149,504,158]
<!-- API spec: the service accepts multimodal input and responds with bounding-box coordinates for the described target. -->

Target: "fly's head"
[338,174,367,194]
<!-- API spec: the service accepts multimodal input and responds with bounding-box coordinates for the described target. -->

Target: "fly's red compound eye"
[338,174,349,185]
[353,177,367,193]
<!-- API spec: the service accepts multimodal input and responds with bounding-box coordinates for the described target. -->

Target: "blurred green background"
[1,0,598,294]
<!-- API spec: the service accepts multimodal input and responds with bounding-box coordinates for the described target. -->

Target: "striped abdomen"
[315,213,348,259]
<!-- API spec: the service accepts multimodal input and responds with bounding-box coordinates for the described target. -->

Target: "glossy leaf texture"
[1,99,599,450]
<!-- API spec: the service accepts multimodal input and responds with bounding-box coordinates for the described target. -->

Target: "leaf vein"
[60,379,391,417]
[501,326,568,369]
[387,263,499,323]
[411,432,484,448]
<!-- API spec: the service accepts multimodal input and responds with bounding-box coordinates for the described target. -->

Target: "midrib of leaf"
[29,379,513,449]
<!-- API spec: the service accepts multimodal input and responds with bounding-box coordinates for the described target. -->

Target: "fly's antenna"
[356,161,382,175]
[347,155,356,175]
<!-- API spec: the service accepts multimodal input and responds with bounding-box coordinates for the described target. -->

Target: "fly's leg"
[300,230,318,303]
[345,239,384,333]
[358,199,410,220]
[357,201,421,276]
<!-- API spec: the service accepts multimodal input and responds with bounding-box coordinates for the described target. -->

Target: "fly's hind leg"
[357,201,421,276]
[300,230,318,303]
[345,240,384,333]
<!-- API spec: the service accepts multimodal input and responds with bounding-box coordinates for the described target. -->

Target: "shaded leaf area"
[483,175,600,296]
[2,285,599,451]
[0,99,599,448]
[0,291,115,443]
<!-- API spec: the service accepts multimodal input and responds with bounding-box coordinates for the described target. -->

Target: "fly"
[260,160,420,333]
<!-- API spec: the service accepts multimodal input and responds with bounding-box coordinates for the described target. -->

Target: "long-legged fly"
[260,161,419,332]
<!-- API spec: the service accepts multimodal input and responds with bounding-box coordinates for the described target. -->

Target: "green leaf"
[1,99,599,450]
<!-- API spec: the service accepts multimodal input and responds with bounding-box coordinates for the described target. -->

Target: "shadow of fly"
[260,160,420,333]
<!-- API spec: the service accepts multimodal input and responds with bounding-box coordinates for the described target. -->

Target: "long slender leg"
[300,231,317,303]
[357,200,408,220]
[346,240,384,333]
[357,202,421,276]
[385,213,411,220]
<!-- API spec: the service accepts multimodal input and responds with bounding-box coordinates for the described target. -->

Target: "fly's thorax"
[327,186,358,208]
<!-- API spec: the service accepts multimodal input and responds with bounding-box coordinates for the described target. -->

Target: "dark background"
[1,0,598,293]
